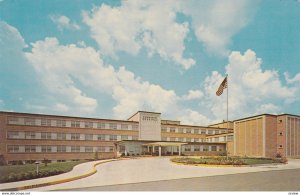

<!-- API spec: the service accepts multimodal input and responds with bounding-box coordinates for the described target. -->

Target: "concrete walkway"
[0,159,116,191]
[1,157,300,191]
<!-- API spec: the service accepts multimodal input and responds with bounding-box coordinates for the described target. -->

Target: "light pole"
[35,161,40,175]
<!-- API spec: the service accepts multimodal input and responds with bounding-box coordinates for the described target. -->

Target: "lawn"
[0,160,88,183]
[171,156,287,166]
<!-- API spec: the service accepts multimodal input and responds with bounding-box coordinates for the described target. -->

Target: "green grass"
[0,160,88,183]
[171,156,287,166]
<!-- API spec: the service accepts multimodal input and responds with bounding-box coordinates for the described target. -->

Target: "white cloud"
[182,90,203,100]
[202,49,297,120]
[25,38,99,114]
[0,21,27,56]
[50,15,80,31]
[256,103,280,115]
[284,72,300,84]
[54,103,69,112]
[24,37,210,124]
[82,0,195,69]
[181,0,258,56]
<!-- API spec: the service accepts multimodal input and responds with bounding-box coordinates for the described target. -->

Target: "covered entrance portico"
[115,140,187,157]
[142,142,187,156]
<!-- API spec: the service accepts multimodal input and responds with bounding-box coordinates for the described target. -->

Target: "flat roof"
[233,113,300,122]
[0,111,139,123]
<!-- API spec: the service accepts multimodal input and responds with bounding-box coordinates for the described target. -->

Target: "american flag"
[216,76,228,96]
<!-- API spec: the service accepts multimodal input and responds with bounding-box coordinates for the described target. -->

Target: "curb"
[2,159,117,191]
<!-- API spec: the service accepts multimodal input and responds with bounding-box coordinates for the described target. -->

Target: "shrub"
[279,157,288,164]
[275,153,283,158]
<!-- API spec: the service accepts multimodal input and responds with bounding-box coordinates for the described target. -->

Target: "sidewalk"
[0,159,117,191]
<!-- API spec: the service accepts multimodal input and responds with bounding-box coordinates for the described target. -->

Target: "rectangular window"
[24,118,35,126]
[57,133,66,140]
[178,138,184,142]
[194,138,199,142]
[132,136,138,140]
[170,127,176,132]
[215,130,219,134]
[214,137,219,142]
[194,129,199,134]
[109,123,117,130]
[71,133,80,140]
[211,146,217,151]
[201,129,206,134]
[56,120,66,127]
[96,146,105,152]
[41,132,52,139]
[7,131,19,139]
[71,146,80,152]
[203,145,209,151]
[178,128,183,133]
[97,134,106,141]
[25,145,36,153]
[121,124,128,130]
[132,125,139,130]
[194,146,200,151]
[25,132,35,139]
[207,130,213,135]
[161,127,167,132]
[121,135,128,140]
[162,137,167,141]
[109,135,117,141]
[84,122,93,128]
[71,121,80,128]
[186,128,191,133]
[85,146,93,152]
[7,117,19,125]
[85,134,93,141]
[186,138,191,142]
[97,122,106,129]
[184,145,191,151]
[221,130,226,134]
[227,135,233,141]
[42,145,52,153]
[170,137,176,141]
[108,146,114,152]
[41,119,51,126]
[57,145,66,152]
[7,145,19,153]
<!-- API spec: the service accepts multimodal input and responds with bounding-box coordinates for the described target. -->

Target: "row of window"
[7,131,138,141]
[161,137,205,142]
[206,135,234,143]
[161,126,227,135]
[7,117,139,130]
[182,145,221,152]
[7,145,114,153]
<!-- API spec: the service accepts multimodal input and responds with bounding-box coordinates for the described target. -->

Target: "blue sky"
[0,0,299,125]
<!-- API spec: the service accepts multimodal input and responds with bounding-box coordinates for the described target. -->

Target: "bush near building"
[171,156,288,166]
[0,160,88,183]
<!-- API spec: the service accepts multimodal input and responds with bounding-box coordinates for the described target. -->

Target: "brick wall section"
[234,116,264,157]
[265,115,278,157]
[276,115,286,157]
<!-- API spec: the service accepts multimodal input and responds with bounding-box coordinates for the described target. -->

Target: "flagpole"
[226,74,229,160]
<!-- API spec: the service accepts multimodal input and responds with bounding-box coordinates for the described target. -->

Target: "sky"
[0,0,299,125]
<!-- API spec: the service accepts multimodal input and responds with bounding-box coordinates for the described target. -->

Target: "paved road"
[4,157,299,191]
[65,168,300,191]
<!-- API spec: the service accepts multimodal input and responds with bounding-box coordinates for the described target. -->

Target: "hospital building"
[0,110,299,164]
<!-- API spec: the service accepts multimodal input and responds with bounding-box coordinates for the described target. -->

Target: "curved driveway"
[33,157,300,191]
[30,157,300,191]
